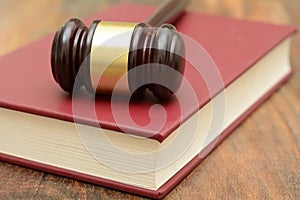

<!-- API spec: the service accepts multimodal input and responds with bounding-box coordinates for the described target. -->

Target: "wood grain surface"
[0,0,299,199]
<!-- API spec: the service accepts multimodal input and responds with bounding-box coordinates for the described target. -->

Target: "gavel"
[51,0,188,101]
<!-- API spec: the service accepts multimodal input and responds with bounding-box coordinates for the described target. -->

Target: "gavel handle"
[146,0,190,27]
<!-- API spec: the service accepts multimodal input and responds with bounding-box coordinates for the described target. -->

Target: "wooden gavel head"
[51,18,185,101]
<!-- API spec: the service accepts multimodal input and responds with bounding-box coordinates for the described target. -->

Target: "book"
[0,3,296,199]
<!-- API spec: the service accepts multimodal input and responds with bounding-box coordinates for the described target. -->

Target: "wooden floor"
[0,0,299,199]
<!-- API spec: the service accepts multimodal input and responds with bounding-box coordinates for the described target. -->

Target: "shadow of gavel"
[51,0,188,101]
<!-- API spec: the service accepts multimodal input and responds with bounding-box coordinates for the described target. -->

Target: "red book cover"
[0,3,296,199]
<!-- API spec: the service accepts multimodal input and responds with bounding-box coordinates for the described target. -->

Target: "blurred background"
[0,0,299,56]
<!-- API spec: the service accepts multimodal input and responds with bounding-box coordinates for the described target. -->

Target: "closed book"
[0,3,296,199]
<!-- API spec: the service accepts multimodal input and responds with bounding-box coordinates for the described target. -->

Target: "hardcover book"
[0,3,296,199]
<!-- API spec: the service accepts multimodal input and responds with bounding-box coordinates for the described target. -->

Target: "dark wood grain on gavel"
[51,19,97,94]
[128,23,184,100]
[51,0,188,100]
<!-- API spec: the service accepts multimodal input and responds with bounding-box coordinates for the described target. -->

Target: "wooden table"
[0,0,299,199]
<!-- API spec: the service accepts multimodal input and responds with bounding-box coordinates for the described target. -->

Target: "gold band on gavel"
[90,21,137,94]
